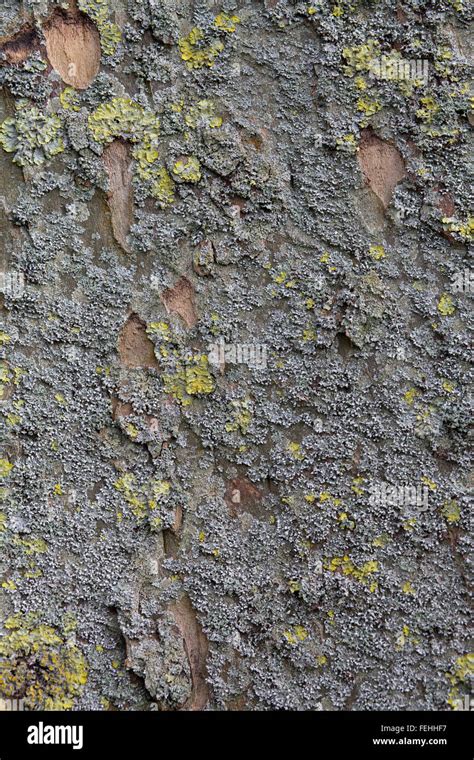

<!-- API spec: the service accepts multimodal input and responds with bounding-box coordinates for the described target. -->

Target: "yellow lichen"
[59,87,80,112]
[337,511,355,530]
[125,423,138,440]
[147,321,171,339]
[351,476,365,496]
[319,491,342,507]
[357,97,382,119]
[442,216,474,241]
[416,96,439,123]
[368,244,385,261]
[372,533,390,548]
[148,480,171,511]
[178,27,224,70]
[185,355,214,394]
[78,0,122,56]
[343,41,381,75]
[89,97,159,145]
[421,476,436,492]
[288,441,304,461]
[284,625,308,645]
[150,168,175,204]
[172,156,202,183]
[437,293,455,316]
[302,328,317,342]
[0,459,13,478]
[114,473,146,519]
[403,388,418,406]
[447,653,474,709]
[396,625,419,650]
[442,379,455,393]
[163,355,214,405]
[288,580,301,593]
[12,536,48,555]
[114,473,171,527]
[325,555,379,591]
[214,13,240,33]
[88,97,175,204]
[226,399,252,435]
[336,133,359,153]
[441,500,461,524]
[0,613,87,710]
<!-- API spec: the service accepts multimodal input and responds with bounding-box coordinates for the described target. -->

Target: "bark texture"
[0,0,472,711]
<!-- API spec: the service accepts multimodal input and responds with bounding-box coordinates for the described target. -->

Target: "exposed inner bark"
[118,313,159,370]
[43,9,100,89]
[103,140,134,253]
[161,277,198,329]
[172,595,210,711]
[0,26,40,65]
[358,129,406,208]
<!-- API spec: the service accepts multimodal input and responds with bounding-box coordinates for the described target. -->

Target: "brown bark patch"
[0,27,40,65]
[161,277,197,328]
[172,595,209,711]
[358,130,406,209]
[111,397,133,420]
[170,504,183,535]
[103,140,134,253]
[436,192,455,217]
[43,9,100,89]
[118,314,159,370]
[225,477,262,516]
[396,6,408,23]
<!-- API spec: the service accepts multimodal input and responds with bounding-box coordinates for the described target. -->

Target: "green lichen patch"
[172,156,201,183]
[325,555,379,592]
[447,654,474,709]
[59,86,80,112]
[178,27,224,70]
[214,14,241,34]
[184,100,223,130]
[78,0,122,56]
[0,613,88,710]
[114,473,172,531]
[163,354,214,406]
[88,97,176,204]
[88,97,159,145]
[0,103,64,166]
[0,459,13,478]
